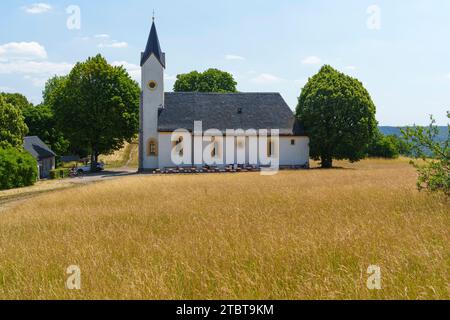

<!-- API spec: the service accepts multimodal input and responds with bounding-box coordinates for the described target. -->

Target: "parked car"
[77,162,105,174]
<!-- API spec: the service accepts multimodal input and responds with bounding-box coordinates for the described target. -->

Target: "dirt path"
[0,168,137,212]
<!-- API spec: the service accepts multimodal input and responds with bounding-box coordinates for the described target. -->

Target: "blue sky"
[0,0,449,125]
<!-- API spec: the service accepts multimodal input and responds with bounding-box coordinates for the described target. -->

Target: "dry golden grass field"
[99,141,139,168]
[0,159,448,300]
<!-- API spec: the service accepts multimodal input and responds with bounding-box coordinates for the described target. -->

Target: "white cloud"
[22,3,52,14]
[445,73,450,80]
[0,86,15,93]
[0,60,73,75]
[225,54,245,61]
[94,34,110,39]
[24,75,48,87]
[302,56,322,65]
[98,41,128,49]
[0,42,47,60]
[0,41,71,92]
[345,65,357,71]
[251,73,284,84]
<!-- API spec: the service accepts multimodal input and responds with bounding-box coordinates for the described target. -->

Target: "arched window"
[147,138,158,157]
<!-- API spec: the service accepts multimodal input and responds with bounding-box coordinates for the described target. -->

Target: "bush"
[402,113,449,196]
[49,168,70,180]
[367,132,400,159]
[0,147,38,190]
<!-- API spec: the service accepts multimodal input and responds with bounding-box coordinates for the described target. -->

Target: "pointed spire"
[141,19,165,67]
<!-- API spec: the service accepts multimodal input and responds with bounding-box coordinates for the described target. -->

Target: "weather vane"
[152,10,155,22]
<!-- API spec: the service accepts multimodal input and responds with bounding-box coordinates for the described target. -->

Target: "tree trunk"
[321,155,333,169]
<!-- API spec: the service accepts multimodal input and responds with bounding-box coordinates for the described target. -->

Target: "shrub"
[402,113,449,196]
[367,132,400,159]
[49,168,70,180]
[0,147,38,190]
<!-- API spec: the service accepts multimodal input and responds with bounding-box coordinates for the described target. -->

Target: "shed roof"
[23,136,56,160]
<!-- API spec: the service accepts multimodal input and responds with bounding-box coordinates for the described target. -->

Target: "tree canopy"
[52,54,140,170]
[0,95,28,149]
[174,68,237,93]
[23,103,69,155]
[0,92,33,112]
[296,65,377,168]
[42,75,68,107]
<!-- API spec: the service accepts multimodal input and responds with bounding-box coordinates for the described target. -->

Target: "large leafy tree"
[0,92,33,112]
[43,75,68,107]
[23,103,69,155]
[174,68,237,93]
[0,95,28,149]
[1,83,70,155]
[296,65,377,168]
[53,54,140,170]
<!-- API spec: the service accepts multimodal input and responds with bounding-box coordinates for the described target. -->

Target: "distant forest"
[379,126,447,142]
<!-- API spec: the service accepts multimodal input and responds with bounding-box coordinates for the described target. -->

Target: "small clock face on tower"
[148,80,158,91]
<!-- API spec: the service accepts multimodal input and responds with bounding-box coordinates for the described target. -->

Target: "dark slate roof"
[23,136,56,160]
[141,22,165,67]
[158,93,305,136]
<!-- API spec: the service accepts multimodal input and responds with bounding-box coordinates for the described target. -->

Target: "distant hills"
[379,126,447,142]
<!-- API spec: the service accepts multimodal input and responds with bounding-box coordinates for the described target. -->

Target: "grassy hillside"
[0,159,448,300]
[99,141,139,168]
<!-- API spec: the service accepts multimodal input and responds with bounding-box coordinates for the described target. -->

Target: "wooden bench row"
[151,165,308,175]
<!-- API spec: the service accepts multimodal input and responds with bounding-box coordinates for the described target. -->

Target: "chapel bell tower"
[139,17,165,171]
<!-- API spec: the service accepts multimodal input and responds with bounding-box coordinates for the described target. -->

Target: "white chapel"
[139,21,310,171]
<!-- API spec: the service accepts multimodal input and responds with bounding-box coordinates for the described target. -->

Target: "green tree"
[402,113,449,196]
[367,131,400,159]
[391,134,411,156]
[42,75,68,107]
[0,92,33,112]
[296,65,377,168]
[23,104,69,155]
[174,68,237,93]
[0,95,28,149]
[53,54,140,171]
